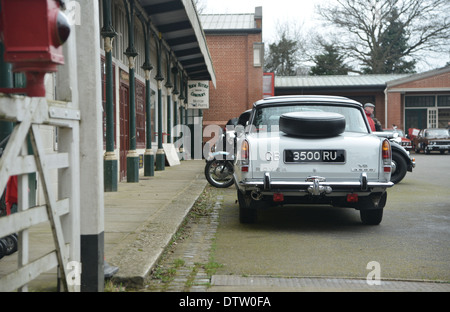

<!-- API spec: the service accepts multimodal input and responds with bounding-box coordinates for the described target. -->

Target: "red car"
[384,128,413,150]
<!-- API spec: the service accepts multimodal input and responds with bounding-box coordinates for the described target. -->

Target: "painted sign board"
[187,80,209,109]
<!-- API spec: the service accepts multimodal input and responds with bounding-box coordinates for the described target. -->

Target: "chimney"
[255,6,262,29]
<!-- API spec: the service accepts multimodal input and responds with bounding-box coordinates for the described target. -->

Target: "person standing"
[364,103,376,132]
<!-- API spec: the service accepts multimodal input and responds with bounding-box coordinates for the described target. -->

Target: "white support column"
[75,0,105,292]
[56,5,81,292]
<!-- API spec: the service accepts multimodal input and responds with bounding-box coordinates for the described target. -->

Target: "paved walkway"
[0,159,207,291]
[105,160,207,287]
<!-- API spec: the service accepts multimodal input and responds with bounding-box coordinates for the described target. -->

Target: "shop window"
[437,95,450,107]
[405,96,435,107]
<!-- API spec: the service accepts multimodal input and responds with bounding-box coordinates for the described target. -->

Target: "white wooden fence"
[0,95,80,292]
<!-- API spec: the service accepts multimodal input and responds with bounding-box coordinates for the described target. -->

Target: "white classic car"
[234,95,394,225]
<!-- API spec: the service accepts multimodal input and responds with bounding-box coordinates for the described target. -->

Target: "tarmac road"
[208,153,450,290]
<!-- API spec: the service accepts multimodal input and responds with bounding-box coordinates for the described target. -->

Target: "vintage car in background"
[413,128,450,154]
[374,131,415,184]
[234,95,394,226]
[384,128,412,150]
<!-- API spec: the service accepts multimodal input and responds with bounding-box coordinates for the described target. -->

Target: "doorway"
[119,82,129,181]
[405,109,427,131]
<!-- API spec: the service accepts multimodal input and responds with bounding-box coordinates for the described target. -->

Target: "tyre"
[0,239,6,259]
[391,152,407,184]
[2,235,18,255]
[360,209,384,225]
[205,160,234,188]
[359,192,387,225]
[237,190,257,224]
[280,111,346,137]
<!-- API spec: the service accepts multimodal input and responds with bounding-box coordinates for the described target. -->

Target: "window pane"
[405,96,435,107]
[437,95,450,107]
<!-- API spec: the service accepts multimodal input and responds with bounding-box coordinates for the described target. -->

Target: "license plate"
[284,150,346,163]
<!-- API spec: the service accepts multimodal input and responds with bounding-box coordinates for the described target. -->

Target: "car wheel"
[360,209,384,225]
[391,152,407,184]
[359,192,387,225]
[280,112,346,137]
[237,190,257,224]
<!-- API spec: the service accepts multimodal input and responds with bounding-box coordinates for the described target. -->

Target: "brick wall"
[387,68,450,130]
[203,33,263,131]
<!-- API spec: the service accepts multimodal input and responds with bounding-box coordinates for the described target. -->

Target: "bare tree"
[193,0,206,14]
[264,20,307,75]
[317,0,450,73]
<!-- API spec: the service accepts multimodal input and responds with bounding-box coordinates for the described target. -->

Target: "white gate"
[0,95,80,292]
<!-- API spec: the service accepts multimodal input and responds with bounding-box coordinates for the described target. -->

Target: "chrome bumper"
[425,144,450,152]
[238,172,394,196]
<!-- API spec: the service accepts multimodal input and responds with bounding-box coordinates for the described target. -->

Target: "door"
[405,109,427,131]
[428,108,438,128]
[119,83,129,181]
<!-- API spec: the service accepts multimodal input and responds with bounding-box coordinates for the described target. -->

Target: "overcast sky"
[200,0,323,43]
[199,0,449,72]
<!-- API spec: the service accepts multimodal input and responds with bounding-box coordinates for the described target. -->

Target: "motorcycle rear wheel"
[205,160,235,188]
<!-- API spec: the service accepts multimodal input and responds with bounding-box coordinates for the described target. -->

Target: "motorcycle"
[204,121,237,188]
[205,111,252,188]
[204,151,235,188]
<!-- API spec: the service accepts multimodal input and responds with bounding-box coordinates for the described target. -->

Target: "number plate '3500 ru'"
[284,150,346,163]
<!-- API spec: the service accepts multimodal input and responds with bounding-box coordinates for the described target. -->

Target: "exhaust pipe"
[251,189,263,201]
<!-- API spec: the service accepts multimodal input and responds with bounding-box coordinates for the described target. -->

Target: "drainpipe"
[384,87,388,129]
[165,52,173,144]
[101,0,118,191]
[140,20,154,177]
[154,32,165,171]
[123,0,139,182]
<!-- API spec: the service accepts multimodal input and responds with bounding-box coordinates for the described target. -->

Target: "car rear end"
[234,96,394,224]
[235,131,392,205]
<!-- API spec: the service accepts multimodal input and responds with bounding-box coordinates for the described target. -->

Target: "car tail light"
[241,140,249,165]
[382,139,391,173]
[240,139,249,172]
[273,193,284,202]
[347,193,358,203]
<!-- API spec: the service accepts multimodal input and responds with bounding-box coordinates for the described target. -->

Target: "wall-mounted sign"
[187,80,209,109]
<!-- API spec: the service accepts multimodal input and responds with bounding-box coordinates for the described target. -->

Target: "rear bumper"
[236,172,394,196]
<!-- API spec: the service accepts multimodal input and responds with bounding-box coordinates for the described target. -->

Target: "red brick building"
[386,66,450,131]
[275,66,450,133]
[200,7,264,132]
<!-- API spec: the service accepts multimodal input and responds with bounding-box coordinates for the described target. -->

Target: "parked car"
[374,131,415,184]
[384,128,412,150]
[234,95,394,225]
[413,128,450,154]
